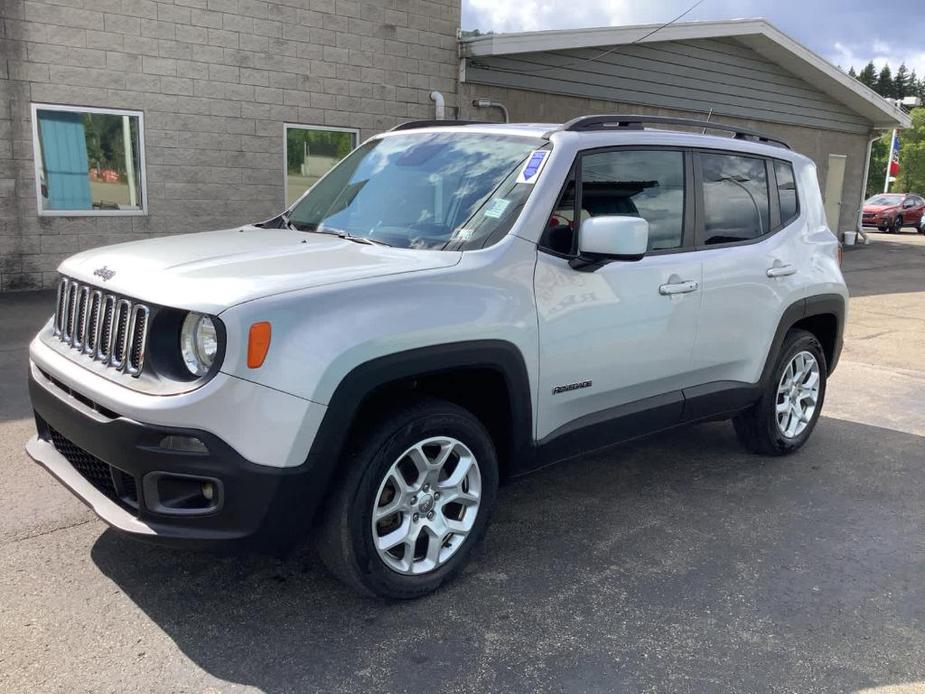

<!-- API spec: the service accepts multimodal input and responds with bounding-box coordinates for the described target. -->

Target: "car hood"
[863,204,897,213]
[58,226,462,313]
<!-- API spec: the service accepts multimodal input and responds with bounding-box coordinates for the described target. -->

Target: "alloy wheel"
[775,350,821,438]
[371,436,482,575]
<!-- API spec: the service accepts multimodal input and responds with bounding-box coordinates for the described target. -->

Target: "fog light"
[201,481,215,501]
[159,435,208,454]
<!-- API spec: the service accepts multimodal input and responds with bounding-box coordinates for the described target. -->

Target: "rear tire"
[317,396,498,599]
[733,329,827,456]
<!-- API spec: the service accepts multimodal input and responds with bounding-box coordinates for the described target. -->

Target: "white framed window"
[31,103,148,217]
[284,123,359,206]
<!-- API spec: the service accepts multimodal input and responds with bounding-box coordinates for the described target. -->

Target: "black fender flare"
[759,293,846,387]
[302,339,534,497]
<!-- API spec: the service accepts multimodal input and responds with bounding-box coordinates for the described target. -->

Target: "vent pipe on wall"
[430,91,446,120]
[472,98,510,123]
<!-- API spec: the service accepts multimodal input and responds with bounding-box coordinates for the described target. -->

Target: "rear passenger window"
[701,153,770,245]
[579,150,685,251]
[774,160,799,224]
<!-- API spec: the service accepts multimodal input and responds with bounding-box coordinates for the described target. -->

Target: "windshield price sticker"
[517,150,549,185]
[484,198,511,219]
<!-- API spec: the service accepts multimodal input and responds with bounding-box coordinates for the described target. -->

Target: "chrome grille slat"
[51,277,151,378]
[126,305,149,375]
[111,299,131,369]
[72,286,90,349]
[83,290,102,355]
[98,294,116,363]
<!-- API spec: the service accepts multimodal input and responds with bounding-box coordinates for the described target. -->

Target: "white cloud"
[829,41,925,77]
[462,0,673,33]
[462,0,925,82]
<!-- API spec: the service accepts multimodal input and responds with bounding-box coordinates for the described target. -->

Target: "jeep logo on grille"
[93,266,116,281]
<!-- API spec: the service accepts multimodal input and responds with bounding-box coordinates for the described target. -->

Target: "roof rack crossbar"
[389,119,489,131]
[556,115,791,149]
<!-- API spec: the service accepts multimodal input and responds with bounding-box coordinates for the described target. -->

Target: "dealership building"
[0,1,910,290]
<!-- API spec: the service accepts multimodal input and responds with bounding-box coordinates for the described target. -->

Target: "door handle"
[766,264,796,278]
[659,280,699,295]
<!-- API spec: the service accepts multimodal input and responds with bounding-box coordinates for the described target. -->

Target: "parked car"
[25,116,847,598]
[862,192,925,232]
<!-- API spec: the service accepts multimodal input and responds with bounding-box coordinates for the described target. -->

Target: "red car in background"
[862,193,925,233]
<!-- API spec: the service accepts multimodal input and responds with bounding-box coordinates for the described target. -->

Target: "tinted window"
[774,160,798,223]
[542,174,577,255]
[579,150,685,251]
[701,153,770,244]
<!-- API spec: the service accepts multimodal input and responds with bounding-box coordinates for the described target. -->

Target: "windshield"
[866,194,903,206]
[287,132,547,250]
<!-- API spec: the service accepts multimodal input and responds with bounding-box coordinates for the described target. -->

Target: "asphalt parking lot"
[1,233,924,693]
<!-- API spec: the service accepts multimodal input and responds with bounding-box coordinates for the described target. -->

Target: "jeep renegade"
[26,116,847,598]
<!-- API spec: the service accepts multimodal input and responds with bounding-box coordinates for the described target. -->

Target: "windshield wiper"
[280,212,301,232]
[310,227,393,247]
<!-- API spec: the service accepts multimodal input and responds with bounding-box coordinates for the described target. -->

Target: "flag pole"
[884,128,896,193]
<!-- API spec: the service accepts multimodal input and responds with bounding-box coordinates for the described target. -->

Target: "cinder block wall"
[0,0,460,290]
[459,83,872,234]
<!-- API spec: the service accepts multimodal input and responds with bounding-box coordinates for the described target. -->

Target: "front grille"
[48,427,139,509]
[53,277,150,377]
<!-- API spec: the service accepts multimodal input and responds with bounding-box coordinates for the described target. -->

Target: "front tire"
[892,216,904,233]
[733,329,827,456]
[317,397,498,599]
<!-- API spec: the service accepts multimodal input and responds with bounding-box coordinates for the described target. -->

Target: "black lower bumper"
[27,371,318,553]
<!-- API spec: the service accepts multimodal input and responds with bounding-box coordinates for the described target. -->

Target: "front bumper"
[27,370,319,552]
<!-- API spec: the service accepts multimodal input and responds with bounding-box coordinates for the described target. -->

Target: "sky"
[461,1,925,78]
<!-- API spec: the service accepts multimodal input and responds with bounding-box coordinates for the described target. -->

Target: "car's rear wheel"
[317,396,498,598]
[733,329,827,455]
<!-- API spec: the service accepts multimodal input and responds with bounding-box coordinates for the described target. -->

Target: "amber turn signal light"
[247,322,271,368]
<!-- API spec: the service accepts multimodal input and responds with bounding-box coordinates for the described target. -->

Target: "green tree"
[847,66,857,78]
[867,134,889,198]
[894,63,911,99]
[875,65,894,97]
[896,108,925,194]
[857,61,877,88]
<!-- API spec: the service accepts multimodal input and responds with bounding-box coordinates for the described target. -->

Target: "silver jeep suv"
[26,116,847,598]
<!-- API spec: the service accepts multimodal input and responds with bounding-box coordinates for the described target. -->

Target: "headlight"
[180,312,217,376]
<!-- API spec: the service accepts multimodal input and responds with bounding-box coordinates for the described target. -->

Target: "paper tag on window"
[453,228,475,241]
[483,198,511,219]
[516,150,549,185]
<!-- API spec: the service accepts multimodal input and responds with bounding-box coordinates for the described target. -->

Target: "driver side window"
[540,149,686,255]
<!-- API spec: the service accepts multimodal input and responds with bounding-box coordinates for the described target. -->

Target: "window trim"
[538,145,696,259]
[31,102,148,217]
[283,122,360,208]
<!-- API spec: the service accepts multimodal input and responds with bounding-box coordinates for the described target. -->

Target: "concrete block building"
[0,3,909,290]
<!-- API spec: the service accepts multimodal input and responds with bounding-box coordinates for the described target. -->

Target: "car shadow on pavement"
[90,417,925,693]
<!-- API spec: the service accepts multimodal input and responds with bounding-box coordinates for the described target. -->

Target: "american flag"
[889,131,901,177]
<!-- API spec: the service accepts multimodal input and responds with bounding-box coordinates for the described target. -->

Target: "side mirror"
[903,199,914,208]
[570,216,649,271]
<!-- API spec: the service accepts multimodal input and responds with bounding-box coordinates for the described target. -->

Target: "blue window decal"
[37,110,93,211]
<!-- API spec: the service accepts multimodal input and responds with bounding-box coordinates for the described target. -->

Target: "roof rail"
[389,119,488,131]
[554,114,791,149]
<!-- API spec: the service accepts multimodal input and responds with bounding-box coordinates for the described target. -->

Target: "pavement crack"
[1,518,95,547]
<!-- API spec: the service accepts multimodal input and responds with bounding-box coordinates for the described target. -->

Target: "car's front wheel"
[318,397,498,598]
[892,215,904,233]
[733,329,827,455]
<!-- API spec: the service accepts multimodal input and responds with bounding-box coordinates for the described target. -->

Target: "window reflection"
[34,106,145,215]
